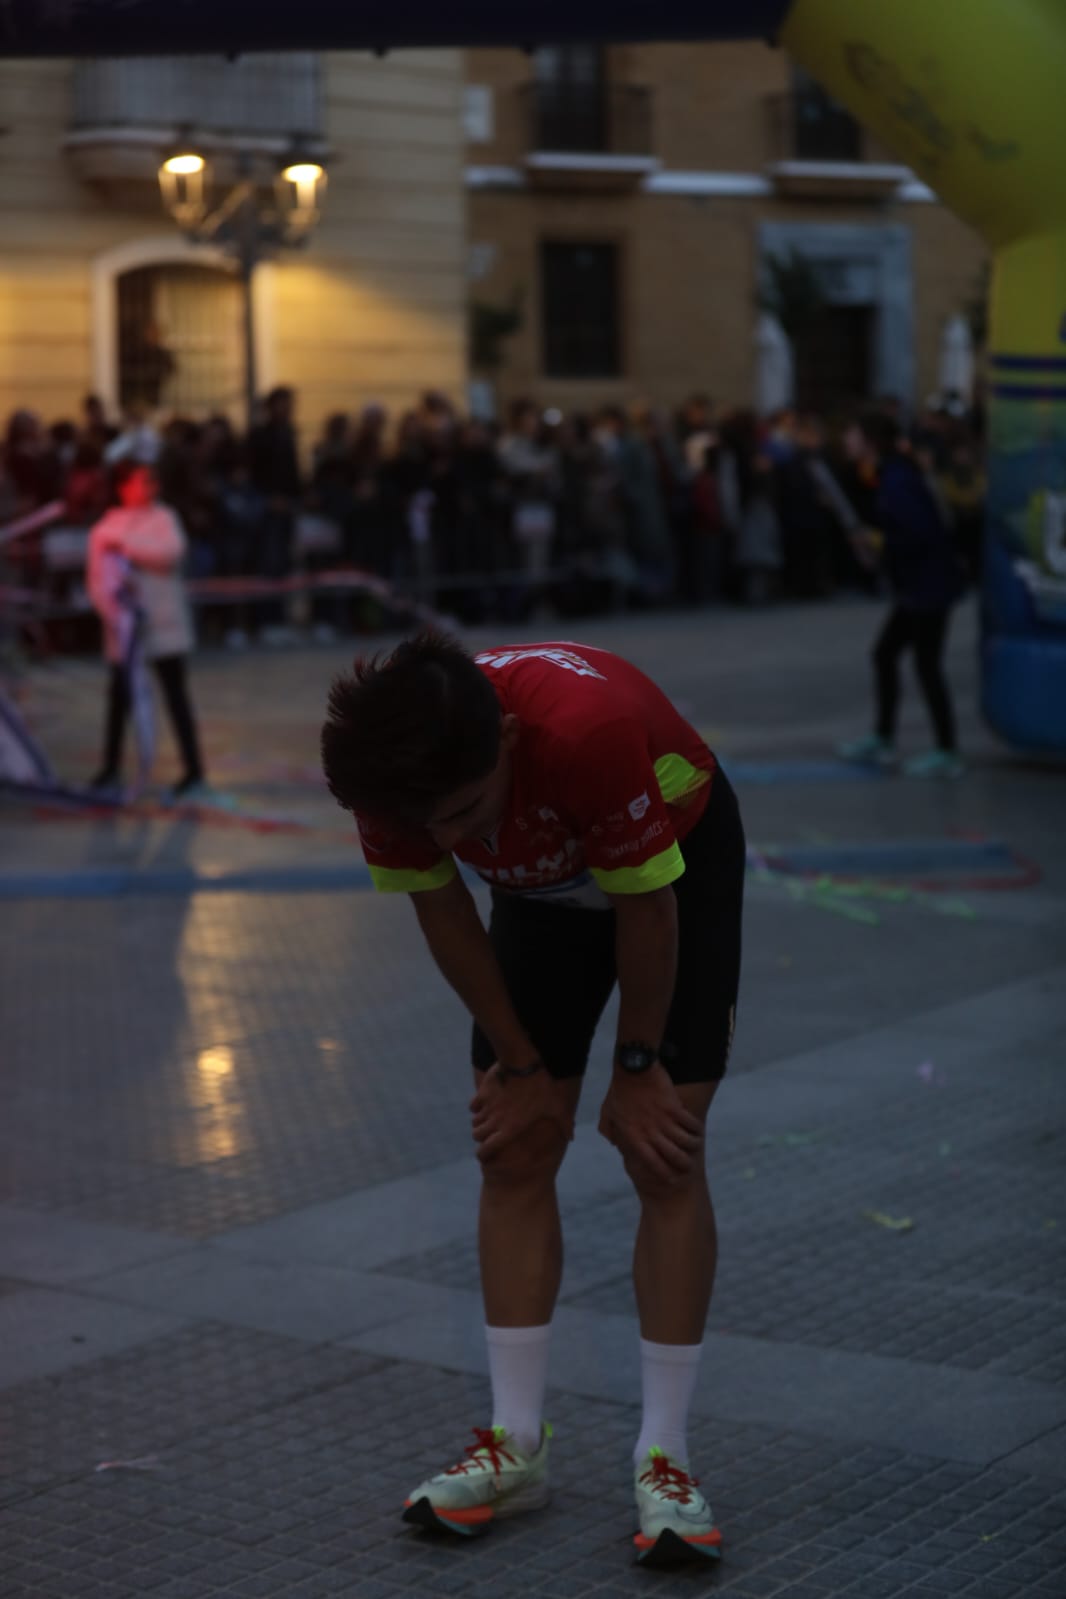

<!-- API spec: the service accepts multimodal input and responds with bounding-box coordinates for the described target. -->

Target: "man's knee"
[480,1117,569,1187]
[622,1146,705,1204]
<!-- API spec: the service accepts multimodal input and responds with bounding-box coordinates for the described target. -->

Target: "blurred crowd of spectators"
[1,384,987,644]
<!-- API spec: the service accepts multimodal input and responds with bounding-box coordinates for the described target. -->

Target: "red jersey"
[357,642,715,910]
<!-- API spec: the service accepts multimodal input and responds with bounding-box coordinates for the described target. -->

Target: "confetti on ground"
[94,1456,162,1473]
[745,850,992,927]
[917,1061,936,1083]
[807,886,881,924]
[863,1211,916,1233]
[934,897,979,919]
[938,1141,953,1158]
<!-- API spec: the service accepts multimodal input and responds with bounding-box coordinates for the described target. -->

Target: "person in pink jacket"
[87,459,206,799]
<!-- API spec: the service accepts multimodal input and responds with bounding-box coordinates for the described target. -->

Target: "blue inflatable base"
[982,635,1066,753]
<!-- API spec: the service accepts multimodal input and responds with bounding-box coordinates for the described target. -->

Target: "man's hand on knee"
[598,1063,703,1187]
[471,1062,574,1167]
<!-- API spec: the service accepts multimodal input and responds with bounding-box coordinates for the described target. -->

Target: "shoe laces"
[445,1426,518,1477]
[639,1447,699,1504]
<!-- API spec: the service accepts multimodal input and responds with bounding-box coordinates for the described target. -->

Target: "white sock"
[634,1338,703,1467]
[486,1323,552,1455]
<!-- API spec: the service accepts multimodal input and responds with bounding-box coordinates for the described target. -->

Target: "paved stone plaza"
[2,600,1065,1598]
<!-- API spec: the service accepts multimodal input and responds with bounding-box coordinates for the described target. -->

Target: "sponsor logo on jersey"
[474,837,583,886]
[603,817,667,861]
[475,647,606,680]
[628,791,651,821]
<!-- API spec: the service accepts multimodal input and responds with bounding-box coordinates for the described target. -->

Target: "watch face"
[618,1045,656,1073]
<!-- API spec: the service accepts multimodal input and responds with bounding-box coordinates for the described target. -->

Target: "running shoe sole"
[402,1496,493,1537]
[634,1525,723,1567]
[403,1478,550,1537]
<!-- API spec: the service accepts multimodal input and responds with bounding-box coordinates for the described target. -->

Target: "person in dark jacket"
[248,385,302,634]
[838,410,966,777]
[777,414,857,598]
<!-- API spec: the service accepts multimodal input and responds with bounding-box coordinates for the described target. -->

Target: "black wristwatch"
[615,1041,659,1075]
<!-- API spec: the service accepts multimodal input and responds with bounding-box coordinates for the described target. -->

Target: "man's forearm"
[412,878,536,1067]
[612,887,679,1050]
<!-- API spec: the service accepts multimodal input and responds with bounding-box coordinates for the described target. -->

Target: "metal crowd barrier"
[0,501,620,649]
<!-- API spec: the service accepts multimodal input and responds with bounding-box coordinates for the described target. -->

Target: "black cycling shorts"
[471,769,745,1085]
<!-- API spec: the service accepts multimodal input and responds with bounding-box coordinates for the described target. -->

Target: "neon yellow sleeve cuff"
[653,752,711,806]
[590,842,685,895]
[367,857,458,894]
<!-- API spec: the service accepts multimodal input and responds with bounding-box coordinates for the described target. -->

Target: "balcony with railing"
[764,88,910,200]
[66,55,325,185]
[519,83,658,190]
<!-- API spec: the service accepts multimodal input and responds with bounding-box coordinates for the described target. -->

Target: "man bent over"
[321,635,744,1566]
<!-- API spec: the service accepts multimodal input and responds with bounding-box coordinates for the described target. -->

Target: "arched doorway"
[117,261,244,417]
[91,236,275,426]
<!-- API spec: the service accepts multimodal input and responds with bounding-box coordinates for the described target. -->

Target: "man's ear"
[500,713,520,753]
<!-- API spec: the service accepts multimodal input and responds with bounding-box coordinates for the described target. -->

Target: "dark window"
[532,46,607,151]
[791,67,862,162]
[540,242,620,379]
[534,45,605,92]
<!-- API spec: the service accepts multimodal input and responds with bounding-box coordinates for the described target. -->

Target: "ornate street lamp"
[277,160,327,236]
[157,143,327,421]
[159,150,208,230]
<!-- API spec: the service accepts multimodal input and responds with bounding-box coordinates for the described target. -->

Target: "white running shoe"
[402,1424,551,1536]
[634,1447,722,1566]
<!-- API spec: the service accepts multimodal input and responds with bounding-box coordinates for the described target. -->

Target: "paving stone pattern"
[2,1328,1065,1599]
[4,610,1066,1596]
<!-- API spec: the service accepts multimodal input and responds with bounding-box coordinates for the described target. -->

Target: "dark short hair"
[321,631,502,821]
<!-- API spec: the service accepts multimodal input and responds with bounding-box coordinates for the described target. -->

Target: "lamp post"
[158,145,326,423]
